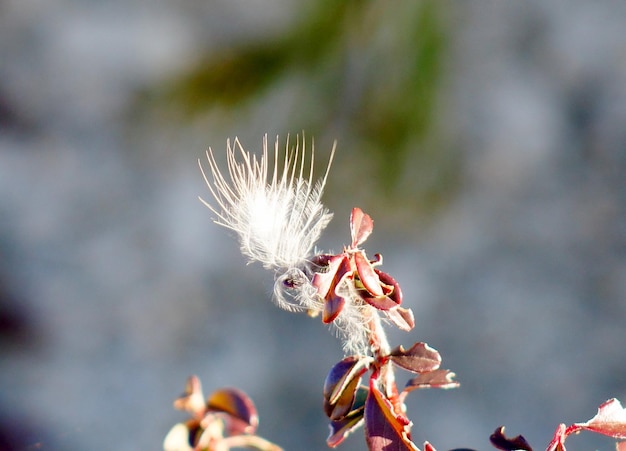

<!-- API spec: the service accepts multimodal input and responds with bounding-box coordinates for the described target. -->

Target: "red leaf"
[355,251,384,297]
[312,255,349,299]
[362,295,401,311]
[350,208,374,248]
[575,398,626,439]
[404,369,459,392]
[323,294,347,324]
[328,412,366,448]
[359,269,404,311]
[546,424,567,451]
[327,387,369,448]
[364,377,419,451]
[328,412,365,447]
[544,399,626,451]
[311,254,352,323]
[323,357,371,420]
[376,269,403,305]
[490,427,533,451]
[385,307,415,331]
[206,387,258,435]
[389,343,441,374]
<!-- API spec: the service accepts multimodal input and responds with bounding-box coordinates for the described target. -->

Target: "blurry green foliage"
[158,0,361,111]
[167,44,288,109]
[356,1,450,198]
[139,0,459,221]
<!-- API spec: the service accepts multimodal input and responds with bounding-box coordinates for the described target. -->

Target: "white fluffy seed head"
[199,134,373,356]
[199,134,335,271]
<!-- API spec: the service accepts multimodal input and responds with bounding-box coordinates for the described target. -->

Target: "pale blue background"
[1,2,625,450]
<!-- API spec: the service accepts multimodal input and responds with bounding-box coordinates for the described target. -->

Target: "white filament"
[200,134,374,356]
[199,134,335,271]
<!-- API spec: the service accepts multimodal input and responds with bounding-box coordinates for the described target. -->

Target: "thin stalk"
[367,309,396,399]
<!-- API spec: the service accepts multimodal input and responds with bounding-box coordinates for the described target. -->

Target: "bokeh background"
[1,1,625,450]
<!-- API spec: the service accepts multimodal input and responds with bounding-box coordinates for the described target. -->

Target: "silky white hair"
[200,135,373,355]
[199,134,335,271]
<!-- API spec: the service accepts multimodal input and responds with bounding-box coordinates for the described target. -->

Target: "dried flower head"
[199,134,335,271]
[199,134,340,321]
[200,135,417,357]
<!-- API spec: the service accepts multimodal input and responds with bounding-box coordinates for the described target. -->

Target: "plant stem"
[368,309,396,398]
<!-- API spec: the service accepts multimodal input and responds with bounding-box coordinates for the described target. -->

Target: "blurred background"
[1,1,625,450]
